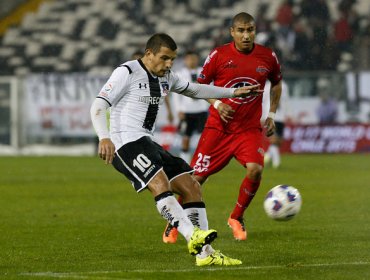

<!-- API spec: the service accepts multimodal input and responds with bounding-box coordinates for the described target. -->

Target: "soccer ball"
[263,185,302,221]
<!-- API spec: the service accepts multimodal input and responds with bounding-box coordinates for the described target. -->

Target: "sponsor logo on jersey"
[138,96,163,105]
[139,83,147,89]
[223,59,237,69]
[199,73,206,80]
[256,66,269,73]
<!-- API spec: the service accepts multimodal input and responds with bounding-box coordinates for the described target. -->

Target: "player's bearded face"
[230,21,256,53]
[148,47,177,77]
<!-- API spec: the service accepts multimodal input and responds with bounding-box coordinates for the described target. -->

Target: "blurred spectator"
[334,10,354,53]
[305,0,331,70]
[172,50,208,163]
[334,0,361,54]
[316,78,338,124]
[275,24,295,66]
[1,0,370,75]
[301,0,330,22]
[275,0,294,32]
[290,19,314,70]
[255,3,270,33]
[264,80,291,169]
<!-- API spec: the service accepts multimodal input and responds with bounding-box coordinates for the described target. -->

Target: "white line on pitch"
[19,261,370,278]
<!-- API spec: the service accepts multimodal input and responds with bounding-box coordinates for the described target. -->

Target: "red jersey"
[198,42,282,133]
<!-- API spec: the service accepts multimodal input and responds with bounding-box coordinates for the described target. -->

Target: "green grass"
[0,154,369,279]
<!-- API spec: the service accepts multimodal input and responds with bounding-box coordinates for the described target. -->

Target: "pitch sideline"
[19,261,370,278]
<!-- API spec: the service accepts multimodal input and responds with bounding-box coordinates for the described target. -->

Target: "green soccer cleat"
[196,250,242,266]
[187,227,217,255]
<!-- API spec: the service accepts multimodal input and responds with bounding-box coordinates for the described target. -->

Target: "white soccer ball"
[263,185,302,221]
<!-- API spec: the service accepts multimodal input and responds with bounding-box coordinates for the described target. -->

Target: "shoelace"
[164,224,174,236]
[237,218,246,231]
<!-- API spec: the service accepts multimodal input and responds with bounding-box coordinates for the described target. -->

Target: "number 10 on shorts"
[133,154,152,173]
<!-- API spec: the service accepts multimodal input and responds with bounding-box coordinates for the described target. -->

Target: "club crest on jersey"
[224,77,260,104]
[160,82,170,95]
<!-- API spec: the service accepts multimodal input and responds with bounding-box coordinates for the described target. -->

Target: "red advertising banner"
[281,124,370,153]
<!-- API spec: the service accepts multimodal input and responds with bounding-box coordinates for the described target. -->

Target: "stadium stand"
[0,0,369,75]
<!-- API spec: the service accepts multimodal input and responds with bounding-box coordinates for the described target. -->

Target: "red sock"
[230,176,260,219]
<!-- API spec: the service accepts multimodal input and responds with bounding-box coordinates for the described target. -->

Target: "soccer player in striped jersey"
[90,33,262,266]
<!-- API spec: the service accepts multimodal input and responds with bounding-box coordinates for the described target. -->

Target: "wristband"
[268,112,276,120]
[213,100,222,110]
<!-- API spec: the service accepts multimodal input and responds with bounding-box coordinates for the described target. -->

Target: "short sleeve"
[268,51,283,85]
[168,71,190,93]
[197,49,218,85]
[97,66,130,106]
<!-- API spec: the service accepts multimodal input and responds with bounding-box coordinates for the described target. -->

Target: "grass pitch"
[0,154,369,279]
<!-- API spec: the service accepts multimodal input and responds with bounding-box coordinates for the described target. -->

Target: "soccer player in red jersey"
[163,12,282,242]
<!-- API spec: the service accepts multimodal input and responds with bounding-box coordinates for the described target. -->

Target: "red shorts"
[191,128,265,177]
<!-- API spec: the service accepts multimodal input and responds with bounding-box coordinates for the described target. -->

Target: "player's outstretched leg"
[196,250,242,266]
[163,222,179,244]
[188,227,217,255]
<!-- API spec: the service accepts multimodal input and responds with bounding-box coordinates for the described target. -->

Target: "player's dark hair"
[145,33,177,54]
[231,12,255,27]
[184,49,199,56]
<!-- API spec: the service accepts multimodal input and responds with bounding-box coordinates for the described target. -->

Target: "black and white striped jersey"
[97,59,189,148]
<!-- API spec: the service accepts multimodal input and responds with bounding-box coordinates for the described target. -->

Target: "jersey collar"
[138,59,158,80]
[231,41,255,55]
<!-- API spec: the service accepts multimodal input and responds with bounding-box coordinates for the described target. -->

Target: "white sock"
[200,244,215,257]
[183,203,208,230]
[183,202,215,258]
[155,193,194,241]
[264,149,271,164]
[269,144,280,167]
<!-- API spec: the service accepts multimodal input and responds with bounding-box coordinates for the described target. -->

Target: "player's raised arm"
[178,82,262,99]
[233,84,263,97]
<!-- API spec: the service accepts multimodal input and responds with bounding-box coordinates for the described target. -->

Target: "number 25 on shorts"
[195,153,211,173]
